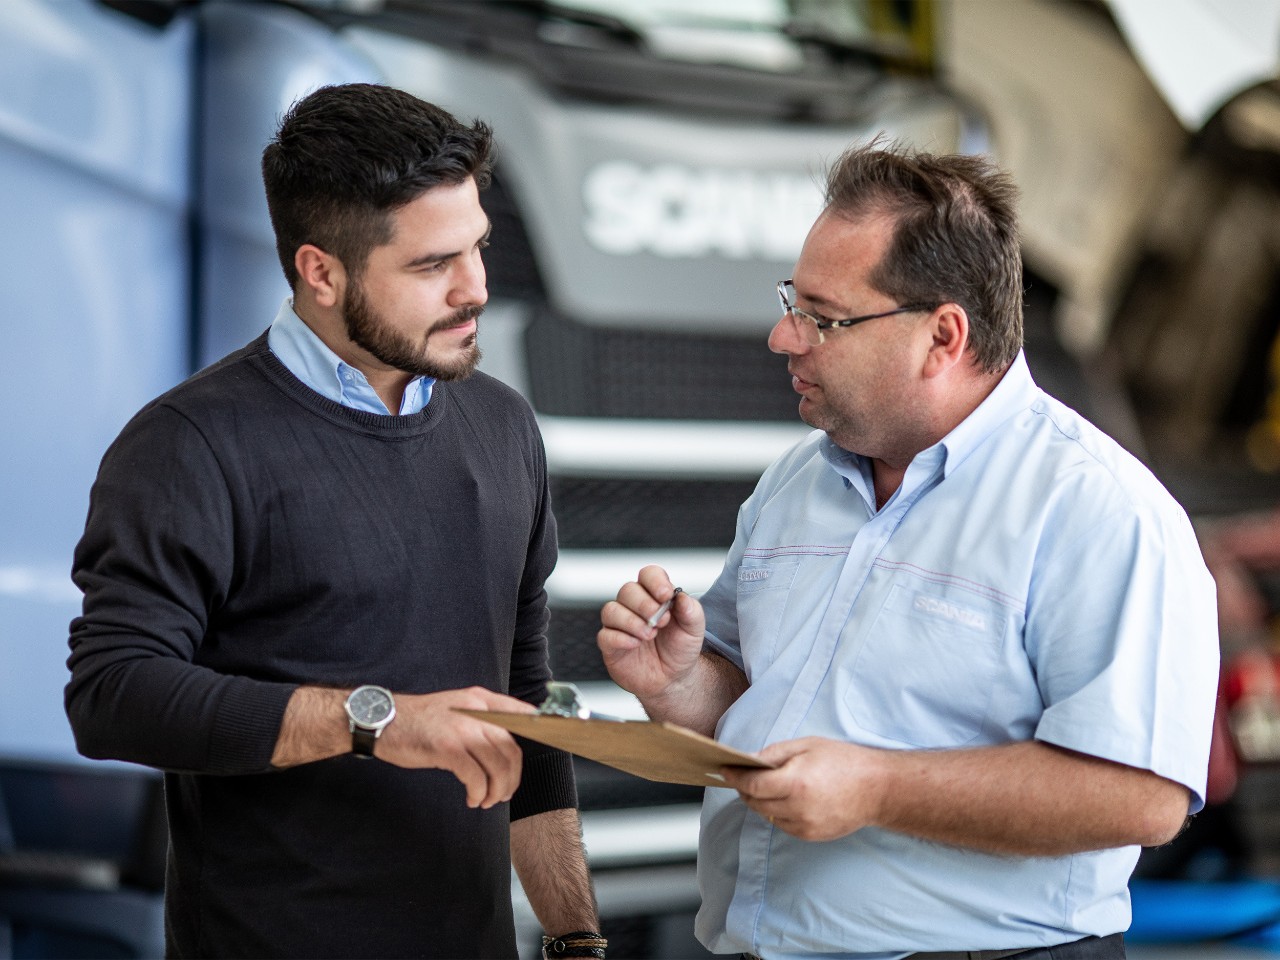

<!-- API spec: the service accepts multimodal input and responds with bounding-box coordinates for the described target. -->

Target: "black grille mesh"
[573,757,702,810]
[549,606,611,681]
[525,310,799,420]
[550,476,753,549]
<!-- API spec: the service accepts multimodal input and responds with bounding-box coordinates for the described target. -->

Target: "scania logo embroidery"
[912,594,987,630]
[739,568,772,582]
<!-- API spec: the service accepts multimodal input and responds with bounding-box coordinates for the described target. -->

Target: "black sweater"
[67,334,575,958]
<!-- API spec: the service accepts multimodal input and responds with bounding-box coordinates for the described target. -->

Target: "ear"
[922,303,970,379]
[294,244,345,309]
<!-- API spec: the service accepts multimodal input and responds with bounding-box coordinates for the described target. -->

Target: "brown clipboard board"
[457,709,773,787]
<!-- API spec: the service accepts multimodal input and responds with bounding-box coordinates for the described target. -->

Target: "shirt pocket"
[736,557,800,673]
[845,582,1007,747]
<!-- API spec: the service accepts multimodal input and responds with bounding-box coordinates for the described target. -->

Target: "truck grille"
[550,476,754,549]
[548,606,612,681]
[573,758,702,810]
[525,310,799,421]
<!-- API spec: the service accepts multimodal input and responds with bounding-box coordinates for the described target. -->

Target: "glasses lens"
[777,280,791,314]
[796,310,823,346]
[779,282,823,346]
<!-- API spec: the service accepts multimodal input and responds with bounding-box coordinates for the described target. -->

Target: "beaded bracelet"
[541,930,608,959]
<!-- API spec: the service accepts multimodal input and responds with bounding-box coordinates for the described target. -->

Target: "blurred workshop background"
[5,0,1280,956]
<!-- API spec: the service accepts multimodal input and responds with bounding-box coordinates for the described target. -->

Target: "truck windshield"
[550,0,932,72]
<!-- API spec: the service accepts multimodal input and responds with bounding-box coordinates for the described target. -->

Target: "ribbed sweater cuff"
[511,744,578,821]
[207,679,298,774]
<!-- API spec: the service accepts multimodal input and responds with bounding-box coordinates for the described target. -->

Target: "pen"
[646,587,683,628]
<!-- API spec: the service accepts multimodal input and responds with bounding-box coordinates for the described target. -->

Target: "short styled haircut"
[262,83,494,287]
[824,142,1023,373]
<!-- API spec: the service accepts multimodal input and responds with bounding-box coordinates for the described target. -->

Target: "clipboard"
[458,710,771,787]
[457,683,773,787]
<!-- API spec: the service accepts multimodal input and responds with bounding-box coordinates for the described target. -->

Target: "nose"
[449,250,488,308]
[768,311,807,355]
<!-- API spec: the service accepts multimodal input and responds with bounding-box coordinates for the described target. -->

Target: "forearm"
[872,740,1190,855]
[638,649,748,737]
[511,808,598,937]
[734,737,1192,853]
[271,685,351,768]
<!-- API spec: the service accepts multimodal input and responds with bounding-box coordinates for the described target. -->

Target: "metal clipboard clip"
[537,681,624,721]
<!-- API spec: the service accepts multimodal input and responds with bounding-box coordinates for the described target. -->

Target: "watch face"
[348,686,394,727]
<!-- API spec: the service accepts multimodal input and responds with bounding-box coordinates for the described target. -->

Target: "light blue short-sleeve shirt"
[695,352,1219,959]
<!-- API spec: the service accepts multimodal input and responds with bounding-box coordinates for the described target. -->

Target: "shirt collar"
[819,350,1038,505]
[266,297,434,415]
[933,350,1037,477]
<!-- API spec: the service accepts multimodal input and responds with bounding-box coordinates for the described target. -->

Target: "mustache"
[428,304,484,335]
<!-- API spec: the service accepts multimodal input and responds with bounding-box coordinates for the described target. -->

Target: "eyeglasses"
[776,279,937,346]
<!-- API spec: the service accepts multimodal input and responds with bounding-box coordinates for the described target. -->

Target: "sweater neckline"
[248,332,447,438]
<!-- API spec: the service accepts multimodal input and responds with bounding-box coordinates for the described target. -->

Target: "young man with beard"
[66,84,602,959]
[599,144,1219,959]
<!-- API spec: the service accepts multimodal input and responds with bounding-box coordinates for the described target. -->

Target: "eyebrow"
[402,219,492,270]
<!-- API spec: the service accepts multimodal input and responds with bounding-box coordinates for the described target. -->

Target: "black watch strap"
[351,725,379,758]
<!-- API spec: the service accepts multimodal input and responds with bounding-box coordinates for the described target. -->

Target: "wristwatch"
[344,685,396,759]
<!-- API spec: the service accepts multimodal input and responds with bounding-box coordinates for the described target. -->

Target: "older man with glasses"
[598,142,1218,960]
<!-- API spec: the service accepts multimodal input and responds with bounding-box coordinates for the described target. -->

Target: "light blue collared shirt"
[266,298,433,415]
[694,352,1219,959]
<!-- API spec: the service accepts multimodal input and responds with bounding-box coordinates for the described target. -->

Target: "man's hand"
[597,564,706,701]
[376,687,535,809]
[721,736,1193,855]
[721,737,886,842]
[273,685,535,809]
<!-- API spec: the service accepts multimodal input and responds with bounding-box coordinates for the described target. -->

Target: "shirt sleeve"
[506,413,577,820]
[66,403,295,774]
[1028,495,1220,812]
[701,516,749,673]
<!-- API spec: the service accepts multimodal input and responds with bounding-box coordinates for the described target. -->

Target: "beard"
[342,279,482,382]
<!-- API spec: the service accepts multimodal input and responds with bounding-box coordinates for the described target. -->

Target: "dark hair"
[823,141,1023,373]
[262,83,494,286]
